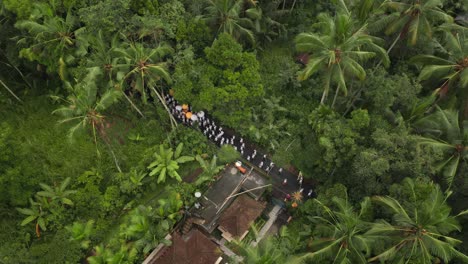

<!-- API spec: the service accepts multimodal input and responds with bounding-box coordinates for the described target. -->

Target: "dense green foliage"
[1,0,468,263]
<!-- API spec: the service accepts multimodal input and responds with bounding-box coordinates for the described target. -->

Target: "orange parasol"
[185,112,192,119]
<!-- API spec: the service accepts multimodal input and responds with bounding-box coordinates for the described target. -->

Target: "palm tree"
[336,0,385,25]
[235,226,299,263]
[84,31,147,118]
[86,30,121,82]
[294,196,373,263]
[147,143,195,184]
[194,155,224,186]
[114,42,177,127]
[202,0,257,45]
[250,97,290,150]
[15,4,87,77]
[37,177,76,206]
[411,25,468,98]
[367,178,468,263]
[374,0,453,53]
[412,106,468,187]
[295,12,389,107]
[251,1,286,48]
[53,67,121,142]
[53,67,122,171]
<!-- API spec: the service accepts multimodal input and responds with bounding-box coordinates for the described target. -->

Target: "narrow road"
[165,94,316,203]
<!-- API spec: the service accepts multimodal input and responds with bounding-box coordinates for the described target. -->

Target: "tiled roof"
[152,229,221,264]
[218,194,265,238]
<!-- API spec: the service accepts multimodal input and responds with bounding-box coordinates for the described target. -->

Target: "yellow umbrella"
[185,112,192,119]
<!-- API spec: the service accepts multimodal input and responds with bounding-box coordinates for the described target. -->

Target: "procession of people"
[164,92,316,204]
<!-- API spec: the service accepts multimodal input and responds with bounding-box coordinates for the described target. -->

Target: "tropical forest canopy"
[1,0,468,263]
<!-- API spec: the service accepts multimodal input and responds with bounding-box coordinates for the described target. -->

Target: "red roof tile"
[218,194,265,238]
[152,229,221,264]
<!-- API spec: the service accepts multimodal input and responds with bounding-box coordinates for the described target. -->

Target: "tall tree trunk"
[290,0,297,12]
[104,140,122,173]
[150,86,178,129]
[0,50,32,89]
[376,34,400,68]
[320,89,328,105]
[0,79,23,103]
[386,33,401,55]
[331,85,340,108]
[122,92,145,118]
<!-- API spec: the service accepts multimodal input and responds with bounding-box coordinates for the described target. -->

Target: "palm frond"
[372,196,412,224]
[297,56,327,81]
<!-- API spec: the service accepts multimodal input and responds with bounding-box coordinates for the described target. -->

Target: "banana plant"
[120,205,174,254]
[87,244,137,264]
[17,197,50,238]
[37,177,76,206]
[147,143,194,184]
[156,192,184,220]
[194,155,224,186]
[66,220,95,249]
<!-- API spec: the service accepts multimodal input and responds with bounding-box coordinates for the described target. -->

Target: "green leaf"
[419,65,454,81]
[410,55,453,66]
[176,156,194,164]
[442,155,460,186]
[147,159,160,169]
[17,208,35,215]
[21,215,38,226]
[372,196,412,225]
[95,89,121,112]
[38,218,47,231]
[39,183,54,193]
[62,198,74,206]
[174,143,183,158]
[297,56,327,81]
[149,165,163,177]
[459,68,468,89]
[157,167,167,184]
[60,177,71,191]
[37,191,54,198]
[161,220,169,230]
